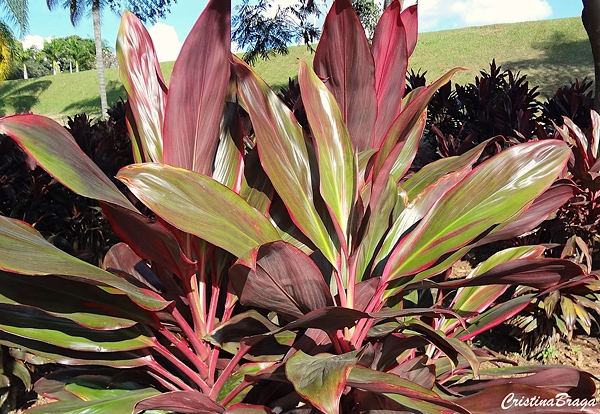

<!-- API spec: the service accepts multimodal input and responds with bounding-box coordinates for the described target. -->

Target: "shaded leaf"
[230,242,333,320]
[135,391,225,413]
[27,388,160,414]
[0,271,152,330]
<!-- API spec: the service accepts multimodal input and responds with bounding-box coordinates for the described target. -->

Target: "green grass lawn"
[0,16,592,121]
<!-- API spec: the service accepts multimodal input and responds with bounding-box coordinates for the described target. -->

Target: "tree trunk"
[22,63,27,79]
[92,0,108,119]
[583,0,600,112]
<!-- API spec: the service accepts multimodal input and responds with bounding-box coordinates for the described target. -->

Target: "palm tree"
[47,0,109,118]
[0,0,29,82]
[46,0,175,119]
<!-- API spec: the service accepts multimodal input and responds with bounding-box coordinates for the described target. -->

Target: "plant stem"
[209,342,251,399]
[146,358,194,391]
[169,307,210,368]
[152,339,211,394]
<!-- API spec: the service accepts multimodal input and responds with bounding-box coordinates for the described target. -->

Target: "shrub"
[0,101,130,266]
[0,1,596,412]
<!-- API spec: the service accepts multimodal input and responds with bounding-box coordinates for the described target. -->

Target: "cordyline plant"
[0,1,597,413]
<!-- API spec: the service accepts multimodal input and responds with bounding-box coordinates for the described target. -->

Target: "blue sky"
[17,0,586,61]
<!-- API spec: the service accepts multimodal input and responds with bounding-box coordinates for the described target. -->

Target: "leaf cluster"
[0,1,597,413]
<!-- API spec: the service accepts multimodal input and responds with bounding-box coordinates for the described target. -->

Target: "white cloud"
[401,0,552,30]
[450,0,552,26]
[148,23,182,62]
[21,35,52,50]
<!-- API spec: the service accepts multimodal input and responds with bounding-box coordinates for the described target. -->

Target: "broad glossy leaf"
[371,0,408,145]
[0,114,133,210]
[376,170,468,267]
[382,141,570,282]
[234,57,337,265]
[27,388,160,414]
[117,11,165,163]
[440,246,545,333]
[118,163,281,258]
[401,136,502,202]
[0,272,153,330]
[313,0,377,151]
[135,391,225,413]
[286,350,360,414]
[0,304,154,353]
[162,0,230,176]
[477,179,578,245]
[0,216,167,311]
[452,294,535,341]
[298,60,357,243]
[230,242,333,320]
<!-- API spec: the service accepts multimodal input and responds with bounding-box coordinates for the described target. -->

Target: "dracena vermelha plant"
[0,0,597,413]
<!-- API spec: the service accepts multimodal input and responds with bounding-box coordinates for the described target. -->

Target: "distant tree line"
[6,35,116,80]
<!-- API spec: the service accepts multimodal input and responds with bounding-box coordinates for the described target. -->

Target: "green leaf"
[0,304,154,353]
[0,272,152,330]
[217,362,274,404]
[298,60,357,245]
[286,350,360,414]
[0,114,134,211]
[117,11,165,163]
[118,163,281,258]
[0,331,152,368]
[440,246,545,333]
[401,137,498,202]
[382,140,570,282]
[0,216,168,311]
[26,388,160,414]
[234,57,338,266]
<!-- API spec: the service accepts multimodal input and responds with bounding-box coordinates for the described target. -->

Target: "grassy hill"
[0,16,592,121]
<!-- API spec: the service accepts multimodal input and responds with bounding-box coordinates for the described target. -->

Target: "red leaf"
[162,0,231,176]
[230,242,334,320]
[401,5,418,57]
[134,391,224,413]
[371,0,408,146]
[100,202,195,280]
[313,0,377,151]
